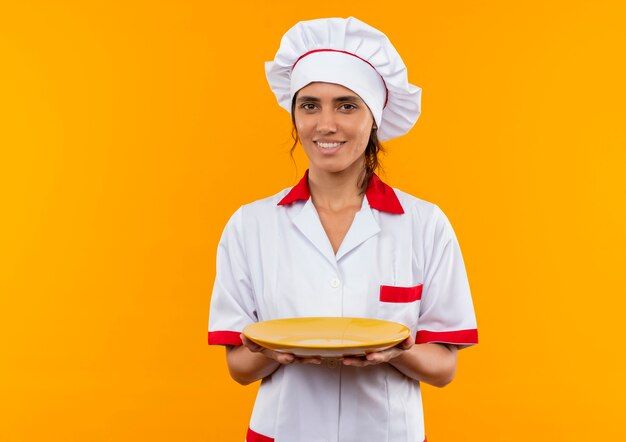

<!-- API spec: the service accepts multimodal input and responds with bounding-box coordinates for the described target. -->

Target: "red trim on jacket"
[416,329,478,345]
[277,171,311,205]
[247,427,274,442]
[277,169,404,214]
[380,284,423,302]
[208,331,242,346]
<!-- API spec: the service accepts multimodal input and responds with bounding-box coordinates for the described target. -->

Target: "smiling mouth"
[315,141,346,149]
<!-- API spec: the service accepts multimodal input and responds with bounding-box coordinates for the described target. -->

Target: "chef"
[208,16,478,442]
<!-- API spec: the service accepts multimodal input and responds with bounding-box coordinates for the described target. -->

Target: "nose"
[316,108,337,134]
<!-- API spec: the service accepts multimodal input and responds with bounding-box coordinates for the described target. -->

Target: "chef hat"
[265,17,422,142]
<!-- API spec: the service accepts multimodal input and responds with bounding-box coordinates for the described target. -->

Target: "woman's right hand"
[240,334,321,365]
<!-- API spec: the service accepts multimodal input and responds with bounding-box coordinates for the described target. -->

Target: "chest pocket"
[380,284,422,303]
[377,284,422,330]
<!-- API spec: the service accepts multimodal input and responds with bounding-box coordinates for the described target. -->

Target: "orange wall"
[1,1,625,440]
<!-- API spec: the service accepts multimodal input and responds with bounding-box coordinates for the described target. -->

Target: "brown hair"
[289,95,385,193]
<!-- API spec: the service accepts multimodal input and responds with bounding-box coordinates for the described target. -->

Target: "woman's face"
[293,82,375,176]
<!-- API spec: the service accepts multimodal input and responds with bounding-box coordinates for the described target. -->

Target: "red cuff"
[208,331,242,346]
[416,329,478,345]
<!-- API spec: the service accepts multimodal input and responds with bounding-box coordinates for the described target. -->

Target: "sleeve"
[207,206,257,346]
[416,204,478,349]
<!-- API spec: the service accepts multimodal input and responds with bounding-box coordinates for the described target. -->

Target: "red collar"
[277,170,404,214]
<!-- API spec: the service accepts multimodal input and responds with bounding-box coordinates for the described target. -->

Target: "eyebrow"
[296,95,364,104]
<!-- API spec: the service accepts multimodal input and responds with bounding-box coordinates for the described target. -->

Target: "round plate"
[242,317,411,357]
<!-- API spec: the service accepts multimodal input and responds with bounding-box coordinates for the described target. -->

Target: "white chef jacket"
[208,171,478,442]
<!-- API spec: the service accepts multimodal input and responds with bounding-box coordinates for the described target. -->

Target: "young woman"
[208,17,478,442]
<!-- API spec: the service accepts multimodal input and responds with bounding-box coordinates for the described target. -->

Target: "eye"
[300,103,317,111]
[339,103,357,111]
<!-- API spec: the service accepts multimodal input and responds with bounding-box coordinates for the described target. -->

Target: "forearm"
[388,343,458,387]
[225,345,281,385]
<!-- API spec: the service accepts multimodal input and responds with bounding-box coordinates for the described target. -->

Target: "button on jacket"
[208,171,478,442]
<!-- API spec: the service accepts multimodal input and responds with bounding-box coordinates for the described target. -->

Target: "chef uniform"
[208,17,478,442]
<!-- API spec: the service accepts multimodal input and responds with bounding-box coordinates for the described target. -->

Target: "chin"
[314,163,363,177]
[311,161,349,174]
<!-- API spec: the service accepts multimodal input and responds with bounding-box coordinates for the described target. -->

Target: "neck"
[308,163,366,212]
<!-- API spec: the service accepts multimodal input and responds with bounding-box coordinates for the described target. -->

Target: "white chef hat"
[265,17,422,142]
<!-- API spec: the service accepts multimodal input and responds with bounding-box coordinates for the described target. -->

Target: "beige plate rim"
[242,317,411,350]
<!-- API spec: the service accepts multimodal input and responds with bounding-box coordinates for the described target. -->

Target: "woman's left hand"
[341,334,415,367]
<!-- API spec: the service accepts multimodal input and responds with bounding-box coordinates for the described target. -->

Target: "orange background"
[1,1,625,440]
